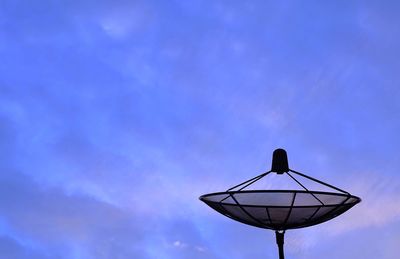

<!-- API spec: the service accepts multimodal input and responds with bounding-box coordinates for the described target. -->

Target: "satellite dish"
[199,149,361,259]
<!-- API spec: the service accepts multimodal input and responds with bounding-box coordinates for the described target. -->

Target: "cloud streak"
[1,0,400,258]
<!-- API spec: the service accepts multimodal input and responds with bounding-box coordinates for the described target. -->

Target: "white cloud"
[98,3,154,38]
[319,172,400,235]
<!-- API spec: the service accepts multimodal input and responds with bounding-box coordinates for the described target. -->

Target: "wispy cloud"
[1,1,400,258]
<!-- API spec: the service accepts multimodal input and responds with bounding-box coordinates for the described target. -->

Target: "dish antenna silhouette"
[200,149,361,259]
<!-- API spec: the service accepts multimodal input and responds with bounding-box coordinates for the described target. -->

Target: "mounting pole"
[275,230,285,259]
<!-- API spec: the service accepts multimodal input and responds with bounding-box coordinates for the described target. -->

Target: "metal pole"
[275,230,285,259]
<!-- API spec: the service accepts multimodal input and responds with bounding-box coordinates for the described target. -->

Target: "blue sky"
[1,1,400,258]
